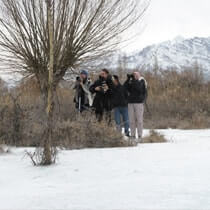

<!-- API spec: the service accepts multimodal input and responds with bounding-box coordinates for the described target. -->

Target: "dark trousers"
[96,110,112,125]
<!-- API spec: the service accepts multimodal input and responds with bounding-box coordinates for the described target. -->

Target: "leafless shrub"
[25,146,58,166]
[0,91,24,145]
[190,112,210,129]
[1,63,210,152]
[142,67,210,129]
[55,114,134,149]
[0,144,10,154]
[142,130,167,144]
[0,145,4,153]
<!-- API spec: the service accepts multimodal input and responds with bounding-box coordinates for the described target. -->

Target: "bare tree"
[0,0,150,165]
[45,0,54,164]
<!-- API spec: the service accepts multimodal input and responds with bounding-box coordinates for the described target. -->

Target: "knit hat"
[80,70,88,76]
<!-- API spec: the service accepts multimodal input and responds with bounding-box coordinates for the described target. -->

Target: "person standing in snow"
[74,70,93,112]
[124,72,147,142]
[89,69,114,124]
[112,75,130,137]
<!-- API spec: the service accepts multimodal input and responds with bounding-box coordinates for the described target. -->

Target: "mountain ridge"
[126,36,210,77]
[1,36,210,85]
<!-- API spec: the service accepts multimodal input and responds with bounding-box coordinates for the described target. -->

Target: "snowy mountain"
[1,36,210,87]
[126,36,210,77]
[0,71,23,88]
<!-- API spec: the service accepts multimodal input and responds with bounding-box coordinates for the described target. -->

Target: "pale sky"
[124,0,210,52]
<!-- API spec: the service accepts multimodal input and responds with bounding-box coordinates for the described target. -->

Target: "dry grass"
[55,114,134,149]
[0,145,4,153]
[0,77,133,148]
[142,67,210,129]
[1,66,210,148]
[142,130,167,144]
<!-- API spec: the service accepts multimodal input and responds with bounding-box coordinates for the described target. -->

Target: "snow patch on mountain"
[1,36,210,87]
[0,71,22,88]
[127,36,210,78]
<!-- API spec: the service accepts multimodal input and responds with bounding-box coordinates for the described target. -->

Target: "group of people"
[73,68,147,142]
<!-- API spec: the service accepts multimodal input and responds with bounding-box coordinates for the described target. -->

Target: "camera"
[100,80,108,92]
[127,74,134,80]
[101,80,106,87]
[76,76,81,82]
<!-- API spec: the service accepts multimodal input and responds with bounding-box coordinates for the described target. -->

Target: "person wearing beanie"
[80,70,88,77]
[74,69,93,112]
[112,75,130,137]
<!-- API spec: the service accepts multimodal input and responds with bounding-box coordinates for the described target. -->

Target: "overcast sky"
[124,0,210,52]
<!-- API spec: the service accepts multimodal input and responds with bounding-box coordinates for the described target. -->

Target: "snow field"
[1,129,210,210]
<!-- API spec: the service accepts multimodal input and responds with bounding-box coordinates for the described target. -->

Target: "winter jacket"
[89,75,114,113]
[124,77,147,104]
[74,78,92,111]
[112,83,128,108]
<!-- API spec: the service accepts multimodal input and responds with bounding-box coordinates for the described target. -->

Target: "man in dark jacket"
[124,71,147,142]
[89,69,114,123]
[112,75,129,136]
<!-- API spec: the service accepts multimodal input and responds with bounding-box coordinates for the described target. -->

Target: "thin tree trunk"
[44,0,54,165]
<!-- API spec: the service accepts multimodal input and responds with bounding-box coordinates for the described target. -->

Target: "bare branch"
[0,0,150,85]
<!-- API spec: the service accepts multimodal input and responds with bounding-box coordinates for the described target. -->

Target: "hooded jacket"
[112,83,128,108]
[124,77,147,103]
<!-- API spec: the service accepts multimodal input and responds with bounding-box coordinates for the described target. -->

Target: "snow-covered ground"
[1,129,210,210]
